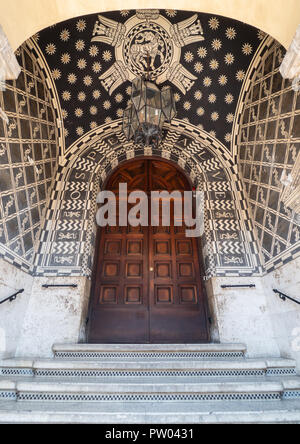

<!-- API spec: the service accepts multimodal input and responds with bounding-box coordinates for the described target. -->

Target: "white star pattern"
[225,133,232,142]
[76,20,86,32]
[226,113,234,123]
[194,62,203,73]
[218,75,228,86]
[194,90,203,100]
[225,93,234,104]
[75,40,85,51]
[102,51,112,62]
[92,62,102,73]
[210,59,219,70]
[61,53,71,64]
[226,28,237,40]
[211,112,219,121]
[60,29,70,42]
[116,108,124,118]
[75,108,83,117]
[93,90,101,99]
[212,39,222,51]
[242,43,253,55]
[62,91,71,101]
[209,17,219,30]
[39,10,262,148]
[67,73,77,84]
[46,44,56,55]
[83,76,93,87]
[78,92,86,102]
[77,59,87,70]
[52,69,61,80]
[89,46,99,57]
[90,106,98,115]
[203,77,212,87]
[184,51,194,63]
[197,47,207,58]
[115,94,124,103]
[103,100,111,110]
[166,10,177,17]
[236,70,246,81]
[224,53,235,65]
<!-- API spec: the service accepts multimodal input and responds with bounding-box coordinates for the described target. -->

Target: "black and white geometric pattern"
[0,42,60,272]
[236,37,300,273]
[34,119,259,278]
[1,9,297,279]
[35,10,264,153]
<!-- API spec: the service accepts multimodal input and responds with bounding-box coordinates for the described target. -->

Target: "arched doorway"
[88,158,210,343]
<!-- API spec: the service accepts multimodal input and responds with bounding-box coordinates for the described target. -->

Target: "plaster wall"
[0,258,33,359]
[262,256,300,370]
[0,257,299,364]
[15,276,91,358]
[1,0,299,51]
[205,276,281,359]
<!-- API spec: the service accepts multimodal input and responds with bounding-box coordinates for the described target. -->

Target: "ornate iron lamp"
[123,57,176,147]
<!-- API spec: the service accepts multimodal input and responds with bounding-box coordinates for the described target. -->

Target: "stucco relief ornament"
[279,24,300,92]
[280,151,300,215]
[91,10,205,95]
[0,25,21,123]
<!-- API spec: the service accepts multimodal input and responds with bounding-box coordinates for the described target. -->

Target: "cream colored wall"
[1,0,300,51]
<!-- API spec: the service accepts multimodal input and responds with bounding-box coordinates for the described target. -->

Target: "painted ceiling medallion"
[92,10,205,95]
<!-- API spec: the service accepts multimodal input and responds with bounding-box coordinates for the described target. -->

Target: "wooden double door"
[88,159,209,343]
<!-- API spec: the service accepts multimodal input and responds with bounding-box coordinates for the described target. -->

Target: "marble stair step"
[1,399,300,423]
[52,343,247,360]
[1,377,300,401]
[0,357,297,378]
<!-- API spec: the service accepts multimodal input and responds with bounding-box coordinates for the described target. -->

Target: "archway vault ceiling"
[21,9,277,153]
[1,0,300,51]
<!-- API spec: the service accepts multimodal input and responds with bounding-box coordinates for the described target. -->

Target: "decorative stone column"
[280,24,300,91]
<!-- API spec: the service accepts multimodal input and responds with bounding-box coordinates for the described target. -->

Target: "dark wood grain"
[88,159,209,343]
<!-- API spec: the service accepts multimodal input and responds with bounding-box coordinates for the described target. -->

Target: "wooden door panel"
[88,159,209,344]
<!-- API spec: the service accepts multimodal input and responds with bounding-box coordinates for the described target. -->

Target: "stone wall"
[0,258,33,358]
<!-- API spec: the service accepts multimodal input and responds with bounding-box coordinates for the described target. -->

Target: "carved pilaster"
[279,24,300,91]
[280,152,300,214]
[0,25,21,85]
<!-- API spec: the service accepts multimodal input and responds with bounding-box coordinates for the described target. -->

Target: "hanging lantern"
[123,76,176,147]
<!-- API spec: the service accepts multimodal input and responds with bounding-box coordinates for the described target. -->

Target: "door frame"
[86,156,211,343]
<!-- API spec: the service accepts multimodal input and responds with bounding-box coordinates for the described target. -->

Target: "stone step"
[1,400,300,423]
[1,377,300,403]
[53,343,247,360]
[0,357,297,378]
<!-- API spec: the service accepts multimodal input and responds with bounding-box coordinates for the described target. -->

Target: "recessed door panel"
[88,159,209,344]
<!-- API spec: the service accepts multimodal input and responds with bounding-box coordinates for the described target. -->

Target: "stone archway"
[33,119,260,279]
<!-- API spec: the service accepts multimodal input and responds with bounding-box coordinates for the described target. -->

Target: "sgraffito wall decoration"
[34,9,265,153]
[33,120,259,278]
[3,9,299,278]
[236,37,300,273]
[0,42,60,272]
